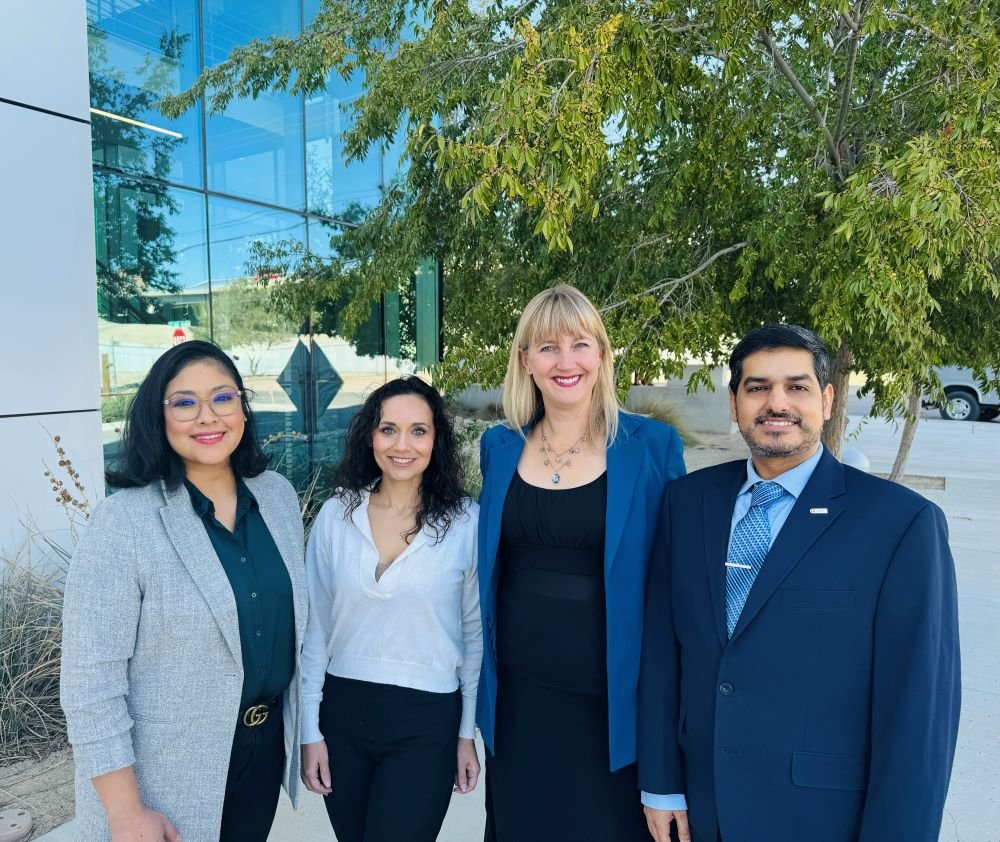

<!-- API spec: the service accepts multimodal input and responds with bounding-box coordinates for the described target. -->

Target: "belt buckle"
[243,703,269,727]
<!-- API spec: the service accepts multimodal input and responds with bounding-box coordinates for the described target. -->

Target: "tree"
[91,25,190,321]
[163,0,1000,468]
[211,277,298,375]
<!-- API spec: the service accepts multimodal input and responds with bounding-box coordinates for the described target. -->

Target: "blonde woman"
[476,285,686,840]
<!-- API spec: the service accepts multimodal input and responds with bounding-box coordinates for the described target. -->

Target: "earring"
[243,414,248,421]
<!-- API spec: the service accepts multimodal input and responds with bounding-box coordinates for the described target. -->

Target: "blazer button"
[719,682,734,696]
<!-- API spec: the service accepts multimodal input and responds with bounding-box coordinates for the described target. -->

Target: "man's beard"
[739,412,822,459]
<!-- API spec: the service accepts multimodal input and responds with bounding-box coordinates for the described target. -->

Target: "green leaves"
[162,0,1000,433]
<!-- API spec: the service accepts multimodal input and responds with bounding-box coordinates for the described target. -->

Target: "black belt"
[240,695,281,728]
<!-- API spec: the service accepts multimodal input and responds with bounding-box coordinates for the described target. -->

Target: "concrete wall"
[0,2,104,556]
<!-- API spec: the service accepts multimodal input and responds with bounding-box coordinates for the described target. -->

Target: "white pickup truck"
[926,366,1000,422]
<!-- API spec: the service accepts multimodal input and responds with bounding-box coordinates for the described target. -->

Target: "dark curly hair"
[333,376,466,543]
[106,340,269,490]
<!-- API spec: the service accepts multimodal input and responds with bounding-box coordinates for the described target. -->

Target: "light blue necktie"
[726,481,786,637]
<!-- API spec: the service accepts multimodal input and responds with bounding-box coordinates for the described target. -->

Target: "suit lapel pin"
[809,507,829,515]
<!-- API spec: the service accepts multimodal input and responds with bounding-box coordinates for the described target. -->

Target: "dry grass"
[1,433,88,766]
[625,390,698,446]
[453,417,497,501]
[0,554,66,764]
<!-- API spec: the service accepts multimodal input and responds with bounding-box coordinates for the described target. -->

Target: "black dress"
[485,472,651,842]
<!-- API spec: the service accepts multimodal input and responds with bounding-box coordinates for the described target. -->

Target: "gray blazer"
[60,471,307,842]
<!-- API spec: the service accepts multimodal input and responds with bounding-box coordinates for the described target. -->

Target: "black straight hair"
[729,324,832,393]
[106,340,269,490]
[332,376,466,544]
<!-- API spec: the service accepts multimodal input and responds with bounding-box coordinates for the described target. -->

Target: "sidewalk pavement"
[38,415,999,842]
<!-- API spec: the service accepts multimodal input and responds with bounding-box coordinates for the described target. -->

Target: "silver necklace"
[540,425,587,485]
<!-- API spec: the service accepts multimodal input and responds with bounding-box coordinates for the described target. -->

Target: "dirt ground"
[0,747,74,840]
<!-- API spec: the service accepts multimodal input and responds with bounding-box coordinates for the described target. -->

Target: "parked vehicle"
[925,366,1000,422]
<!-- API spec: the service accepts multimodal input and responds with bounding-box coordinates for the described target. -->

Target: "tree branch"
[759,30,842,173]
[886,12,952,47]
[834,3,863,147]
[600,241,749,313]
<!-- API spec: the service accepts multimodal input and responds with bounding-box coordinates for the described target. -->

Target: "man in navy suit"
[638,324,961,842]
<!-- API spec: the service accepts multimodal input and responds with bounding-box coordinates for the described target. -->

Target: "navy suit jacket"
[476,411,685,771]
[638,449,961,842]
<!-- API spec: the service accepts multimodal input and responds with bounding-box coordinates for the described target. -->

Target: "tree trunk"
[822,338,854,460]
[888,381,923,483]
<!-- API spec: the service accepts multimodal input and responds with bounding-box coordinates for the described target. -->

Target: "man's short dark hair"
[729,324,832,393]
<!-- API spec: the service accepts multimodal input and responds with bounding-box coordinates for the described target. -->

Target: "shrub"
[625,390,697,447]
[1,434,89,763]
[101,393,131,423]
[0,552,65,763]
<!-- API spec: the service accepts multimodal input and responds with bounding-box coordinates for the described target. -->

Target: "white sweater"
[300,492,482,743]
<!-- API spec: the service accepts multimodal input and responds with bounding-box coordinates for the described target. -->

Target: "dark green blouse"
[185,478,295,710]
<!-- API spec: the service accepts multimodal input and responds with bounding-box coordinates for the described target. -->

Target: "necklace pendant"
[551,472,561,484]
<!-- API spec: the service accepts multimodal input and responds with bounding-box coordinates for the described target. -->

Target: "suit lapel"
[704,466,745,647]
[481,430,523,599]
[730,451,846,641]
[605,415,643,577]
[158,481,242,664]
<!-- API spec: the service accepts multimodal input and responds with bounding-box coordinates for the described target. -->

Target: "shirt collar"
[184,477,257,522]
[739,445,824,500]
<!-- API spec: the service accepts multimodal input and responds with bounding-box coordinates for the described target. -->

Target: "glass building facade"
[88,0,436,486]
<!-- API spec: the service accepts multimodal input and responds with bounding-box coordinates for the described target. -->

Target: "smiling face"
[729,347,834,478]
[163,359,245,477]
[520,332,602,415]
[371,394,435,484]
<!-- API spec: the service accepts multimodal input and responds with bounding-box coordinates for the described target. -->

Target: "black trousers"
[218,698,285,842]
[319,674,462,842]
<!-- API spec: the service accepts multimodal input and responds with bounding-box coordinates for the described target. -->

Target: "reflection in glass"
[305,72,382,218]
[207,196,306,287]
[90,0,416,488]
[204,0,305,208]
[95,175,209,329]
[88,0,202,186]
[95,176,208,464]
[205,194,307,483]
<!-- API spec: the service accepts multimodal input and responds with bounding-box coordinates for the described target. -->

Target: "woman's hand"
[301,739,333,795]
[454,737,481,794]
[109,805,181,842]
[92,767,180,842]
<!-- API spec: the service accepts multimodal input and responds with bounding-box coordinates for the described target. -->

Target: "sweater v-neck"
[353,492,430,588]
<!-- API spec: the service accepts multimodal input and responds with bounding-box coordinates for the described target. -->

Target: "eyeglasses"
[163,390,243,421]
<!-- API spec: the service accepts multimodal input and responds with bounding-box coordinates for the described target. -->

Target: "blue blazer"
[638,449,961,842]
[476,411,685,771]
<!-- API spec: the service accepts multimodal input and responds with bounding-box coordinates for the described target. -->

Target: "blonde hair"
[503,284,621,444]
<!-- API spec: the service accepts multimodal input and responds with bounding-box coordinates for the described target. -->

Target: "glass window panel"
[207,196,306,287]
[306,72,382,218]
[306,219,389,361]
[88,0,203,187]
[205,195,312,483]
[95,174,208,471]
[203,0,305,208]
[95,174,209,331]
[382,123,409,191]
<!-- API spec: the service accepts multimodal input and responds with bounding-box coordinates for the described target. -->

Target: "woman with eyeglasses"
[61,340,307,842]
[298,376,482,842]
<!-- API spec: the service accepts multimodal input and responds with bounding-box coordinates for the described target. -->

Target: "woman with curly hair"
[299,376,482,841]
